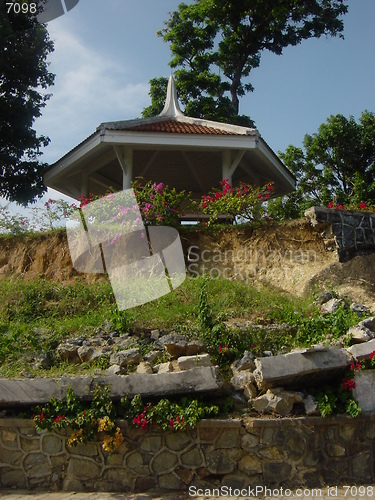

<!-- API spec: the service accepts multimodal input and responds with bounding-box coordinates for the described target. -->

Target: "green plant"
[120,394,219,432]
[198,277,214,330]
[132,180,191,227]
[199,179,273,226]
[33,386,124,451]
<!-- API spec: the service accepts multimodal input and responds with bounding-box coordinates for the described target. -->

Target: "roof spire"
[159,73,184,117]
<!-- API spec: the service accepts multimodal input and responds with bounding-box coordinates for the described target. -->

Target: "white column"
[122,148,133,190]
[222,150,232,185]
[81,172,89,197]
[114,146,133,190]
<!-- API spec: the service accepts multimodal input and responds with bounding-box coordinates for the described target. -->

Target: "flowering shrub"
[326,200,375,212]
[120,394,219,432]
[132,180,190,227]
[199,179,274,226]
[0,199,77,235]
[33,386,124,452]
[314,353,375,419]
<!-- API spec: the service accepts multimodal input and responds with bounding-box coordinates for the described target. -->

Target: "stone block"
[230,371,255,390]
[206,450,236,474]
[177,354,211,371]
[157,361,173,373]
[254,346,352,389]
[347,317,375,344]
[109,348,142,367]
[241,433,259,451]
[347,339,375,360]
[215,429,240,449]
[263,461,292,483]
[66,457,100,480]
[23,453,52,478]
[231,351,256,375]
[136,361,154,374]
[353,370,375,413]
[42,434,63,454]
[251,388,302,416]
[151,449,178,474]
[0,366,223,406]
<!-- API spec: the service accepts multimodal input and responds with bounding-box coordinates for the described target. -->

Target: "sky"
[10,0,375,207]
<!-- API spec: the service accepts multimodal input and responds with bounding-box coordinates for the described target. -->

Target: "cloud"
[35,21,150,164]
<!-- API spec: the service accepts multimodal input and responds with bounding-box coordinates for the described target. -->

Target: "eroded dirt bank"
[0,219,374,306]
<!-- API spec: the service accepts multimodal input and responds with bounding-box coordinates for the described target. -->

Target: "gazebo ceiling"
[44,75,295,200]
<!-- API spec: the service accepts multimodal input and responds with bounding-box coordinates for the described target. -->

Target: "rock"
[56,343,81,364]
[0,367,224,406]
[321,298,346,313]
[230,371,255,391]
[77,346,100,363]
[243,383,257,399]
[136,362,154,374]
[144,350,163,364]
[33,353,53,370]
[353,371,375,413]
[177,354,211,371]
[150,329,160,340]
[347,339,375,361]
[105,365,124,375]
[347,317,375,344]
[231,351,256,375]
[157,362,173,373]
[350,303,370,317]
[316,291,338,305]
[254,346,352,390]
[109,348,142,367]
[157,334,205,358]
[302,394,319,415]
[251,388,302,416]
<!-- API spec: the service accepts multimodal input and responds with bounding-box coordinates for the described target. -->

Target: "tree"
[144,0,347,122]
[0,1,54,205]
[267,111,375,219]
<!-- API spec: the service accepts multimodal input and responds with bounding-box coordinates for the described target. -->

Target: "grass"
[0,274,363,378]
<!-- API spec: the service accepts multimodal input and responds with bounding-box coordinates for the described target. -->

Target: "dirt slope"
[0,220,374,307]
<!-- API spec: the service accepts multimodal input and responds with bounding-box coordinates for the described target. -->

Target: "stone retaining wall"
[1,415,375,492]
[305,207,375,260]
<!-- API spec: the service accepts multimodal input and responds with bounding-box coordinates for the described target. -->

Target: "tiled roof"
[127,120,237,135]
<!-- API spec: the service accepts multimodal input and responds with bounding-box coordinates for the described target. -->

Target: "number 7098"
[6,2,37,14]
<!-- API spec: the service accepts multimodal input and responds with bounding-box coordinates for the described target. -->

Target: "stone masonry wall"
[1,415,375,492]
[305,207,375,261]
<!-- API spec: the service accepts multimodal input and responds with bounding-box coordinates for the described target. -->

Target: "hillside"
[0,218,374,307]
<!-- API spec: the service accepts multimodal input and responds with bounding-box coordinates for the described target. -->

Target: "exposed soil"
[0,218,374,307]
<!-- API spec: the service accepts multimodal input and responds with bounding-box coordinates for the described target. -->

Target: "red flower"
[202,222,206,227]
[342,378,356,391]
[267,184,274,191]
[369,351,375,360]
[359,202,367,210]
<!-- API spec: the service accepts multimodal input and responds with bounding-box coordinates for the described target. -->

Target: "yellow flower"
[102,428,124,452]
[97,416,115,432]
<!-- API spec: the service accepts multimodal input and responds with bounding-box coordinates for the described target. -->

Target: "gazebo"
[44,75,295,203]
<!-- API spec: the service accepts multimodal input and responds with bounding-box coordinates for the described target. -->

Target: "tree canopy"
[0,1,54,205]
[268,111,375,219]
[143,0,348,123]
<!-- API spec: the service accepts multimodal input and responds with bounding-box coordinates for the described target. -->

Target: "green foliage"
[149,0,347,120]
[316,383,361,419]
[34,386,124,451]
[120,394,219,432]
[271,111,375,219]
[0,1,55,204]
[199,179,273,225]
[276,305,360,348]
[198,278,213,330]
[132,179,190,227]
